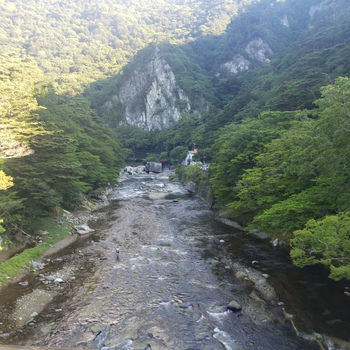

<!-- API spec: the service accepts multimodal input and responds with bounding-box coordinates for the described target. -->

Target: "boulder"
[184,181,196,193]
[134,165,146,173]
[36,230,49,236]
[31,261,45,270]
[144,162,162,173]
[227,300,242,311]
[272,238,284,247]
[44,275,56,281]
[73,224,95,235]
[54,277,64,284]
[125,166,134,175]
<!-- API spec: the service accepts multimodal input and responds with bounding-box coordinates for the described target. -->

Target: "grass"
[0,217,73,287]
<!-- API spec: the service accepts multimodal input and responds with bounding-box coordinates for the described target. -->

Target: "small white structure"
[184,149,198,165]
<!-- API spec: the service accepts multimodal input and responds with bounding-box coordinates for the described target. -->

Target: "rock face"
[105,47,191,131]
[221,37,272,75]
[309,0,334,22]
[245,37,272,63]
[222,54,250,74]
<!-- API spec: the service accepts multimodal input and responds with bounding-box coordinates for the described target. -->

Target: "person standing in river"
[115,248,120,261]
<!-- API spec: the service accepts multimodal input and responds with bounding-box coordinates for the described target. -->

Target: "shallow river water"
[0,171,350,350]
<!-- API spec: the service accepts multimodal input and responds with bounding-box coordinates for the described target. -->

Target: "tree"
[210,111,307,209]
[290,212,350,281]
[312,77,350,212]
[0,55,47,236]
[170,145,188,164]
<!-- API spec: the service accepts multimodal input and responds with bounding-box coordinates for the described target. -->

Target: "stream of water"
[0,171,350,350]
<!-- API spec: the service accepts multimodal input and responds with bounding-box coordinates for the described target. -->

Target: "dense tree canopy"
[0,55,126,240]
[208,77,350,280]
[0,0,252,94]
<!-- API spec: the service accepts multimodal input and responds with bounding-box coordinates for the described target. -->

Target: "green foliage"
[312,77,350,211]
[163,114,203,150]
[0,55,126,241]
[210,111,307,208]
[176,165,206,185]
[290,212,350,280]
[0,55,47,234]
[160,45,217,108]
[0,55,47,158]
[0,0,249,94]
[206,0,350,122]
[36,92,126,192]
[115,125,153,160]
[170,146,188,164]
[248,187,329,235]
[208,76,350,279]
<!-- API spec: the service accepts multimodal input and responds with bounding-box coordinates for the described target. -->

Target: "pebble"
[45,275,56,281]
[19,281,29,287]
[53,258,63,263]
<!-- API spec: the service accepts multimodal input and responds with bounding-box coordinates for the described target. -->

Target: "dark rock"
[227,300,242,312]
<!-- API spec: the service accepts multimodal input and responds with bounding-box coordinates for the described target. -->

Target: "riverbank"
[0,198,109,289]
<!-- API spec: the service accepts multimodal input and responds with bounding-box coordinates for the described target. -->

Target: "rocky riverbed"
[0,169,349,350]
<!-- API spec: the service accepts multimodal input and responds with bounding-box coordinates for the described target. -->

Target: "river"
[0,170,350,350]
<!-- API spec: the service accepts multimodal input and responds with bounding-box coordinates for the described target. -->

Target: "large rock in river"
[185,181,196,193]
[227,300,242,312]
[144,162,162,173]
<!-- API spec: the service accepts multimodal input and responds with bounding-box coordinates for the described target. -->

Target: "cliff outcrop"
[103,47,191,130]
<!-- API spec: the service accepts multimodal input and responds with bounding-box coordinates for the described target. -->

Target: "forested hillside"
[0,0,253,249]
[0,0,252,93]
[0,55,126,246]
[1,0,350,280]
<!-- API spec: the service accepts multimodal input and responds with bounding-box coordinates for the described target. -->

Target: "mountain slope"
[91,0,350,132]
[0,0,253,93]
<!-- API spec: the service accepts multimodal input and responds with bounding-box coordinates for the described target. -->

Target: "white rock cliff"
[221,37,273,75]
[108,48,191,130]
